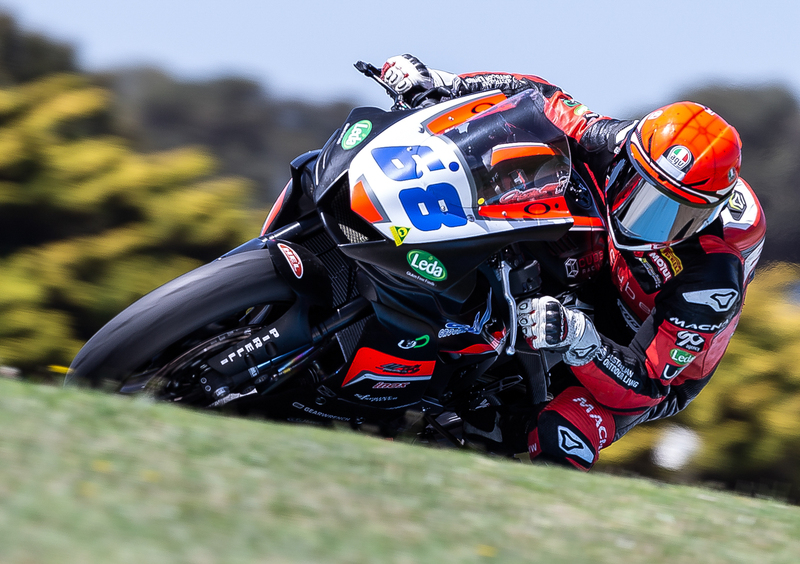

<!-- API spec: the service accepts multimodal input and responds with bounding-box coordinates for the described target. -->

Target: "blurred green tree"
[0,74,256,374]
[97,68,353,205]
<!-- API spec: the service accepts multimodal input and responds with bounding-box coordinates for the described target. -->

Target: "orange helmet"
[606,101,742,251]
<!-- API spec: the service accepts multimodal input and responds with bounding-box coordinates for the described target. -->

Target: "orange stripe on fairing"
[571,216,605,229]
[489,144,559,166]
[426,92,508,134]
[477,195,573,221]
[261,181,290,235]
[350,180,384,223]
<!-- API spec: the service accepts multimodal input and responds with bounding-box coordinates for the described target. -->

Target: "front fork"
[202,296,371,402]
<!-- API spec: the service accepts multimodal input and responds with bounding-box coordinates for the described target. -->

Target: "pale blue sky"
[2,0,797,117]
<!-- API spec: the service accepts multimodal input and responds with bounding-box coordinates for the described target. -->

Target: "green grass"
[1,377,798,563]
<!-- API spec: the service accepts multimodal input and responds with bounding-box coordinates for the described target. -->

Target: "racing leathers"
[440,69,766,469]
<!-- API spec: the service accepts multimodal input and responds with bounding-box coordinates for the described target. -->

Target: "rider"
[381,54,767,470]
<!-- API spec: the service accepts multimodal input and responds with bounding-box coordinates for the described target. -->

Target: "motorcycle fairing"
[423,92,509,134]
[338,224,568,292]
[345,91,575,247]
[314,106,413,202]
[341,347,436,387]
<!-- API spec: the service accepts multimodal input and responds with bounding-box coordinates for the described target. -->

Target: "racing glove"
[517,296,602,366]
[381,54,457,94]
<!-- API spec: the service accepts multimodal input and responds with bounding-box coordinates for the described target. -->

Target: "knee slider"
[535,410,598,471]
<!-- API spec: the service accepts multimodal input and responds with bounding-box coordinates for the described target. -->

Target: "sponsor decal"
[598,347,638,388]
[342,348,435,387]
[292,402,350,422]
[658,145,695,181]
[572,396,609,449]
[407,250,447,282]
[661,363,687,380]
[666,146,693,170]
[219,328,280,366]
[659,247,683,276]
[676,331,705,352]
[562,99,581,108]
[557,426,594,464]
[372,382,410,389]
[617,299,642,332]
[524,202,553,215]
[669,349,696,365]
[669,317,724,332]
[438,291,492,338]
[277,243,303,279]
[377,363,421,375]
[354,394,399,402]
[390,225,410,246]
[565,251,604,279]
[727,190,747,221]
[498,188,546,205]
[728,167,737,183]
[645,110,664,120]
[341,120,372,150]
[565,258,579,278]
[648,251,673,283]
[397,335,430,350]
[682,288,739,312]
[638,256,662,288]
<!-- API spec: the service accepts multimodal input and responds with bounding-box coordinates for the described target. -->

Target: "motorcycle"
[66,62,607,449]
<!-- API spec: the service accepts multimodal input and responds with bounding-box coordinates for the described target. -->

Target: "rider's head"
[605,101,742,251]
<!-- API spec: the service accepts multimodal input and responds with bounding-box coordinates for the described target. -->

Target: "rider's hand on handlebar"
[517,296,602,366]
[381,54,434,94]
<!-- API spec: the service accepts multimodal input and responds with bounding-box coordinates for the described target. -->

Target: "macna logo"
[341,120,372,150]
[407,250,447,282]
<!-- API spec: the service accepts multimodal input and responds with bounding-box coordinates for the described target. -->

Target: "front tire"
[67,248,295,390]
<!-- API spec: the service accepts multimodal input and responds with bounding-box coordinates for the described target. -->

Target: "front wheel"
[67,248,296,395]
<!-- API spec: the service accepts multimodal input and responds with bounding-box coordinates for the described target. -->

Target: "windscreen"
[442,90,571,208]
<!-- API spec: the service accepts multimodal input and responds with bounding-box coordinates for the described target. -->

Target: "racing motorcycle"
[67,62,607,448]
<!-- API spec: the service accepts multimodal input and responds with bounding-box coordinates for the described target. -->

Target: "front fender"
[67,248,295,385]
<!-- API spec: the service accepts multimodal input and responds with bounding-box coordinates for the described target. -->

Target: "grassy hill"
[1,377,798,563]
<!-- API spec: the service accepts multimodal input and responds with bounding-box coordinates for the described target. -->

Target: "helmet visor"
[609,167,722,249]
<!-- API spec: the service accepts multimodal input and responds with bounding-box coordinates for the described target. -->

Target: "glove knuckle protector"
[516,296,601,365]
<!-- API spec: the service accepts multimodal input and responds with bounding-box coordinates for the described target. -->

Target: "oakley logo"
[682,289,739,312]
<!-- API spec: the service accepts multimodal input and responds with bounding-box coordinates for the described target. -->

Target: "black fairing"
[266,239,332,306]
[314,106,414,202]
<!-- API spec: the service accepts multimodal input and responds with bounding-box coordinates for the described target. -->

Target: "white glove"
[381,54,457,94]
[517,296,602,366]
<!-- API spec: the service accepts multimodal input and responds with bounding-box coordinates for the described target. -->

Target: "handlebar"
[354,61,410,110]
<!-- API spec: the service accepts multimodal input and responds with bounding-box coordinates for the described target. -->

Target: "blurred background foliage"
[0,12,799,497]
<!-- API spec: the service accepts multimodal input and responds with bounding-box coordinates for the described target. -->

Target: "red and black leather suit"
[452,72,767,470]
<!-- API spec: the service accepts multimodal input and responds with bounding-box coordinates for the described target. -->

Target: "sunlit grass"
[1,377,798,563]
